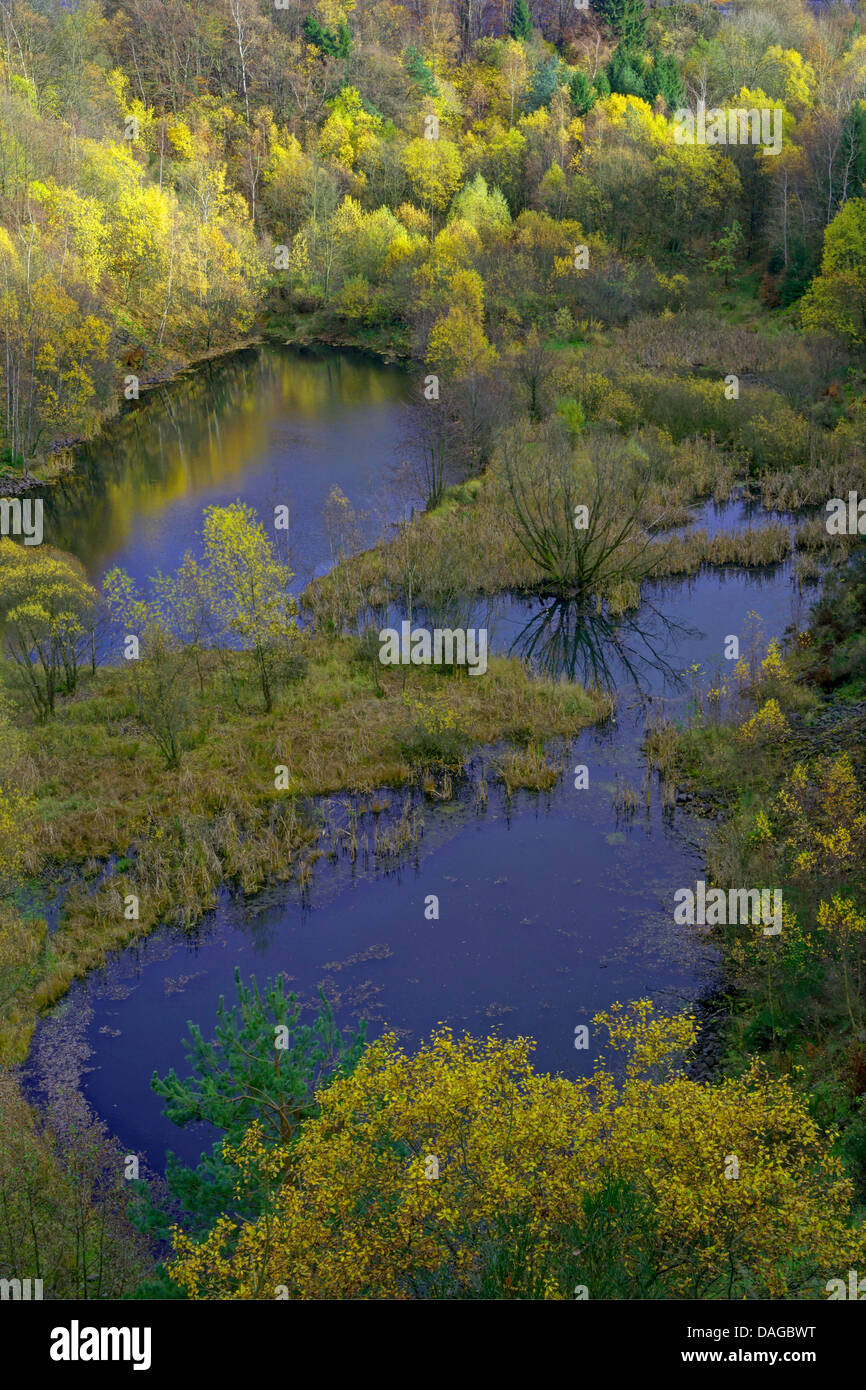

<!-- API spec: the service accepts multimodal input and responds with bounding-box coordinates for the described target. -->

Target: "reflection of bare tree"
[510,597,698,695]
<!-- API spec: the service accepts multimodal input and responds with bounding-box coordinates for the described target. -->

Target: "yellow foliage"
[395,203,430,237]
[168,1003,865,1300]
[738,698,789,745]
[760,637,788,679]
[817,894,866,948]
[319,87,382,177]
[0,781,36,882]
[771,754,866,883]
[402,137,465,215]
[432,218,481,268]
[166,121,196,160]
[763,46,815,110]
[403,689,467,741]
[427,303,497,378]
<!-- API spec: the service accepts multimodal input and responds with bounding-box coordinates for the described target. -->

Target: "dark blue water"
[26,553,812,1171]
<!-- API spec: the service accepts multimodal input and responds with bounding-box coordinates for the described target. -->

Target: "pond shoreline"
[20,550,820,1161]
[0,322,413,498]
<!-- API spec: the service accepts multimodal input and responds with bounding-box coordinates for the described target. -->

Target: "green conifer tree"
[569,69,595,115]
[510,0,533,41]
[593,0,648,50]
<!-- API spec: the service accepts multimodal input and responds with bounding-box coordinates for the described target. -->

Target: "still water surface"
[26,347,812,1171]
[40,345,412,588]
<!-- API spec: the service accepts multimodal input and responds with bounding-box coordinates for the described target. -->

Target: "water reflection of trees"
[509,597,698,695]
[37,347,409,570]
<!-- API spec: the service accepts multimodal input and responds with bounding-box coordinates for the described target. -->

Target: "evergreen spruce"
[509,0,533,41]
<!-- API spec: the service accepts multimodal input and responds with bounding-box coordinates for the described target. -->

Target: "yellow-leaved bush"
[168,1001,864,1300]
[771,754,866,882]
[738,697,789,745]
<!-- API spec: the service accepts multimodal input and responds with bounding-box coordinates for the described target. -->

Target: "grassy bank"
[306,424,863,626]
[0,631,608,1062]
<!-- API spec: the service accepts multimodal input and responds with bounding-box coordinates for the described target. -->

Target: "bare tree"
[400,397,453,511]
[227,0,254,122]
[501,422,668,597]
[513,329,557,422]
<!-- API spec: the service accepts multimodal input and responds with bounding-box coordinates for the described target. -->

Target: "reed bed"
[492,743,562,795]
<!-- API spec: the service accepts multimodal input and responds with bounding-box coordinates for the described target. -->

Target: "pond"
[37,344,413,590]
[24,346,816,1173]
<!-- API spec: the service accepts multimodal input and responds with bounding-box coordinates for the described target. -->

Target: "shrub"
[168,1002,866,1300]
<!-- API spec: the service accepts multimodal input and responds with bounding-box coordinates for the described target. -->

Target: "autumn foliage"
[168,1002,866,1300]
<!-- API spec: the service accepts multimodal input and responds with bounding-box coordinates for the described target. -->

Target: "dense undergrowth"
[648,546,866,1199]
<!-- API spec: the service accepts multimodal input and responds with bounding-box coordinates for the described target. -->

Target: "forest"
[0,0,865,1309]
